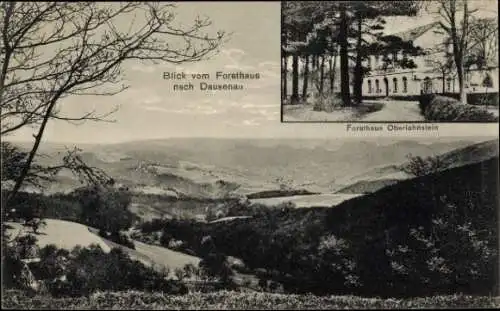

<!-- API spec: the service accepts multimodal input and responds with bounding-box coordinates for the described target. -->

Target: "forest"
[282,0,499,111]
[281,1,423,108]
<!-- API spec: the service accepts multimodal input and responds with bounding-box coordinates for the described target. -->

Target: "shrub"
[106,232,136,249]
[74,185,135,235]
[312,92,343,112]
[28,244,186,297]
[469,93,498,107]
[402,154,445,177]
[418,93,436,113]
[3,289,500,309]
[420,95,498,122]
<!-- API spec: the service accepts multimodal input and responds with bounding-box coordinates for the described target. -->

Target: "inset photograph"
[281,1,499,122]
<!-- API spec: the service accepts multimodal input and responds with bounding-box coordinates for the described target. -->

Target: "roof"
[390,21,440,42]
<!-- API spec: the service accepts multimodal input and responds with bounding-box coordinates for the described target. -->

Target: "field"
[249,193,362,208]
[6,219,201,278]
[5,219,111,253]
[2,290,499,310]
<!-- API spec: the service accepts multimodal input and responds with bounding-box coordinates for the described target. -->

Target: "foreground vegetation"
[418,94,498,122]
[136,156,499,298]
[2,142,498,307]
[3,290,499,310]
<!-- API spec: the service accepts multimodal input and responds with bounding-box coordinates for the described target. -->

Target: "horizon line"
[2,135,495,147]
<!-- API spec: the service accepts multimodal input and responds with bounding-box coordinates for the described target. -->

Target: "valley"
[3,136,498,303]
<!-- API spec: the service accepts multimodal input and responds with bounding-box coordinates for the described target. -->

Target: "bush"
[106,232,136,249]
[420,93,499,107]
[402,154,444,177]
[418,94,437,115]
[74,185,135,235]
[3,290,499,309]
[468,93,498,106]
[420,95,498,122]
[29,244,186,297]
[312,92,343,112]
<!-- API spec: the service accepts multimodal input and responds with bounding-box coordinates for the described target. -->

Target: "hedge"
[437,92,499,107]
[363,93,498,106]
[418,94,498,122]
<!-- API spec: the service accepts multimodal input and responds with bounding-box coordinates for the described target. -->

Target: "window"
[422,77,432,94]
[402,76,408,93]
[393,78,398,93]
[424,57,433,67]
[375,79,380,93]
[482,74,493,87]
[446,79,451,92]
[368,80,372,93]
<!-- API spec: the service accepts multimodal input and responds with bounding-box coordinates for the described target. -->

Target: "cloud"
[224,64,256,71]
[221,48,246,61]
[241,103,276,109]
[142,103,221,115]
[220,48,258,72]
[142,106,191,114]
[129,64,157,73]
[142,96,162,105]
[258,61,280,69]
[243,119,260,126]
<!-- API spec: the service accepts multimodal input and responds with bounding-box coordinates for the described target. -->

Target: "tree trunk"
[353,15,363,105]
[329,55,334,93]
[331,47,338,94]
[6,101,57,206]
[319,55,325,95]
[282,55,288,102]
[456,57,467,104]
[291,53,299,104]
[281,11,287,103]
[442,72,446,94]
[302,55,309,100]
[339,5,351,106]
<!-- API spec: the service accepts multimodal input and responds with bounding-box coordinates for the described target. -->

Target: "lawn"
[282,101,385,122]
[2,290,499,310]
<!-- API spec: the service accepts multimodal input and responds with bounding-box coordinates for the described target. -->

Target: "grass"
[282,100,385,122]
[4,219,111,253]
[6,219,201,279]
[249,193,362,208]
[2,290,499,310]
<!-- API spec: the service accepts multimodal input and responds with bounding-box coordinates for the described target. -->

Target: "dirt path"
[359,100,424,122]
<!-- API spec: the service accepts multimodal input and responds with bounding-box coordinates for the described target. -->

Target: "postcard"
[1,1,499,309]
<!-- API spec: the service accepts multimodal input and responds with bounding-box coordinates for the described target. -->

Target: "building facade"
[362,22,499,99]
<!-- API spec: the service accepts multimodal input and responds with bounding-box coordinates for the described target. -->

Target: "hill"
[335,139,498,194]
[5,219,200,278]
[7,138,481,198]
[5,219,111,253]
[177,155,498,297]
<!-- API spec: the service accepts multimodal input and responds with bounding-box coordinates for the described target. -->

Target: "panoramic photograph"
[1,1,499,310]
[281,0,499,122]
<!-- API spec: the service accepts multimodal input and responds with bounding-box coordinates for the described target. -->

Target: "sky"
[384,0,498,34]
[4,1,498,144]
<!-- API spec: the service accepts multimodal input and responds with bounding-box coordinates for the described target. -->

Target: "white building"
[362,22,499,98]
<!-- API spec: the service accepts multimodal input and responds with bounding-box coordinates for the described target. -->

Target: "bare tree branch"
[0,2,227,205]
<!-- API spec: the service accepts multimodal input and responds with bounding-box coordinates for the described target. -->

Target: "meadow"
[3,290,499,310]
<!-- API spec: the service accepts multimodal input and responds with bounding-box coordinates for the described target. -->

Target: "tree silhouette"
[1,2,227,205]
